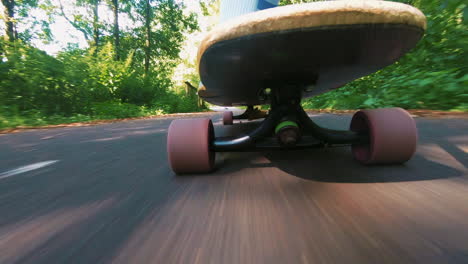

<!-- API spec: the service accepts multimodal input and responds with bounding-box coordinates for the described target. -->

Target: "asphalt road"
[0,113,467,264]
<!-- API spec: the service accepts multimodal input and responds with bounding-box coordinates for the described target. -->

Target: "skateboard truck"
[212,86,367,152]
[212,104,367,152]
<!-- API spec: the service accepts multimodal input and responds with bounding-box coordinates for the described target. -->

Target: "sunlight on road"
[418,144,467,173]
[0,198,115,264]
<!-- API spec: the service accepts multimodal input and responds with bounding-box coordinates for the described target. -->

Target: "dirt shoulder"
[0,112,215,134]
[1,109,466,134]
[305,109,468,119]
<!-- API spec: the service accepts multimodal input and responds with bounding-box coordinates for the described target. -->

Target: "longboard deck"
[198,1,426,106]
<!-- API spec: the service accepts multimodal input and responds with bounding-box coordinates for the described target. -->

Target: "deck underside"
[198,24,424,106]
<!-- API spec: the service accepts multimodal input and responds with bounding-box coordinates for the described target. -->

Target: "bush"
[0,41,80,115]
[90,101,147,119]
[302,0,467,111]
[151,90,202,114]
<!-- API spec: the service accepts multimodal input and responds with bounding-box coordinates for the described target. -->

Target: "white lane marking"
[0,160,59,180]
[84,136,124,143]
[41,133,66,140]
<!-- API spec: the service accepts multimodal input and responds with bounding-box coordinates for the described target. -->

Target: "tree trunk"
[92,0,100,49]
[2,0,16,42]
[58,0,90,42]
[144,0,151,75]
[111,0,120,60]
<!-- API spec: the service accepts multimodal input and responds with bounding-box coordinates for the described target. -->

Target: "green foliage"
[301,0,467,111]
[90,101,150,118]
[0,39,204,129]
[0,106,95,129]
[0,40,78,114]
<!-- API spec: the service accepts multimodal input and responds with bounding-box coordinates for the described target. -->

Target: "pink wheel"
[167,118,215,174]
[223,111,233,125]
[350,108,417,164]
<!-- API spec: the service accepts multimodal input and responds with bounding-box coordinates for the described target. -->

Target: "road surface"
[0,113,467,264]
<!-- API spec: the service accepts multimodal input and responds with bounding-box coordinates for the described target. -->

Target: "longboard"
[166,1,426,174]
[197,1,426,106]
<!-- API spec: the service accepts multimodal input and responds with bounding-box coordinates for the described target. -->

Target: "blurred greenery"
[0,0,466,129]
[0,0,205,129]
[281,0,468,111]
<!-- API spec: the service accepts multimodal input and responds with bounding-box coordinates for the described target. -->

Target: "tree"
[106,0,134,60]
[134,0,197,75]
[107,0,120,60]
[144,0,150,73]
[58,0,101,49]
[1,0,17,41]
[1,0,42,42]
[91,0,100,48]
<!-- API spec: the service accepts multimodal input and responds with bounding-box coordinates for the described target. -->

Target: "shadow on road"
[262,148,463,183]
[212,115,467,183]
